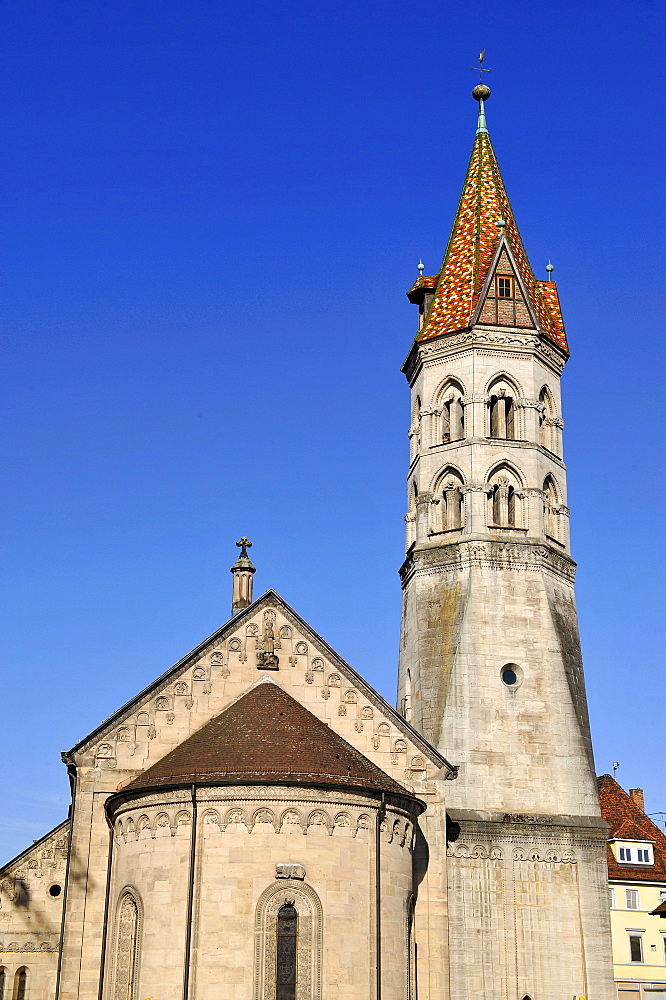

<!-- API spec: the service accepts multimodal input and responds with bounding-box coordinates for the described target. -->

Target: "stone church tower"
[397,85,615,997]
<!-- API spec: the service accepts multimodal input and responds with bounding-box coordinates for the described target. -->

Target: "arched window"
[434,470,464,533]
[489,391,515,439]
[487,467,523,529]
[439,383,465,443]
[113,890,140,1000]
[0,967,6,1000]
[538,386,560,456]
[276,904,298,1000]
[543,475,559,541]
[409,396,421,462]
[12,970,26,1000]
[255,882,322,1000]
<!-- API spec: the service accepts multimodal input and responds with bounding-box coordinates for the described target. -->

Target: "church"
[0,84,616,1000]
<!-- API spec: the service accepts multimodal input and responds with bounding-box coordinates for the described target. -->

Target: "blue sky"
[0,0,664,862]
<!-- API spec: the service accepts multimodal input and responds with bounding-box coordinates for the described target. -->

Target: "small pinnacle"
[546,260,554,281]
[417,259,425,276]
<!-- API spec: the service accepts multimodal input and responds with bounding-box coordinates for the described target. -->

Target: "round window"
[500,663,523,688]
[49,884,62,898]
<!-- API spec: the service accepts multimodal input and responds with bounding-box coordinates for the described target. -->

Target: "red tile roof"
[125,681,410,797]
[416,129,568,353]
[598,774,666,883]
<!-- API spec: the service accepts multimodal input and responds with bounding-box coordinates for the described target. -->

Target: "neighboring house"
[599,775,666,998]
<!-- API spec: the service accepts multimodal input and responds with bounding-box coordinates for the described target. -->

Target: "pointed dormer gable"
[475,239,536,329]
[415,110,569,353]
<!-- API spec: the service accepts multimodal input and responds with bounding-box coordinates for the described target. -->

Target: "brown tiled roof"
[598,774,666,882]
[125,681,409,797]
[651,899,666,916]
[416,126,568,353]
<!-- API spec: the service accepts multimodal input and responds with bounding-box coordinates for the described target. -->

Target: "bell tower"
[397,83,615,999]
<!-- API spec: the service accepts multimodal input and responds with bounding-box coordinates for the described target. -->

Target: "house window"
[626,888,640,910]
[609,887,616,908]
[276,904,298,1000]
[637,848,651,863]
[662,934,666,962]
[629,934,643,963]
[619,847,632,862]
[659,890,666,902]
[12,970,27,1000]
[497,275,513,298]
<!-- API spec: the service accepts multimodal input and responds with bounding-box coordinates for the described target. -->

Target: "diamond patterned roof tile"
[416,126,568,353]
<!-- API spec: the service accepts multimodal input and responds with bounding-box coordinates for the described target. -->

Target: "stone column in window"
[495,478,510,525]
[445,484,462,529]
[449,394,462,441]
[496,392,508,438]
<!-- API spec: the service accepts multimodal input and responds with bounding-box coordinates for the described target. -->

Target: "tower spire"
[407,80,567,352]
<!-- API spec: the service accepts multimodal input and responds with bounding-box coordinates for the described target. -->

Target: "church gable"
[67,591,453,799]
[0,821,69,956]
[476,243,536,329]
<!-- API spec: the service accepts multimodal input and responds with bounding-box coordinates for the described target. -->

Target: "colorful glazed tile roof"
[598,774,666,883]
[416,123,568,353]
[406,274,438,302]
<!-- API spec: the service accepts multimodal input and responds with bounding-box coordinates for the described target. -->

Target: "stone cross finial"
[236,536,252,556]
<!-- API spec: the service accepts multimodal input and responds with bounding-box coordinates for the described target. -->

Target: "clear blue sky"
[1,0,664,862]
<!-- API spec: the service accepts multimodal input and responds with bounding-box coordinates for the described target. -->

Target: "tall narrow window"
[114,891,139,1000]
[0,967,5,1000]
[12,970,26,1000]
[497,275,513,298]
[276,903,298,1000]
[440,386,465,443]
[629,934,643,963]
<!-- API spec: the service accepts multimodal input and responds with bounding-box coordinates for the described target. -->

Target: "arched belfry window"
[539,386,561,456]
[254,881,322,1000]
[543,475,560,542]
[276,904,298,1000]
[433,470,464,533]
[0,967,6,1000]
[439,382,465,443]
[12,970,26,1000]
[409,396,421,462]
[113,889,141,1000]
[487,467,523,529]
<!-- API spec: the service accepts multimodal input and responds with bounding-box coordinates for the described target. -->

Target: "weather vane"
[471,49,492,84]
